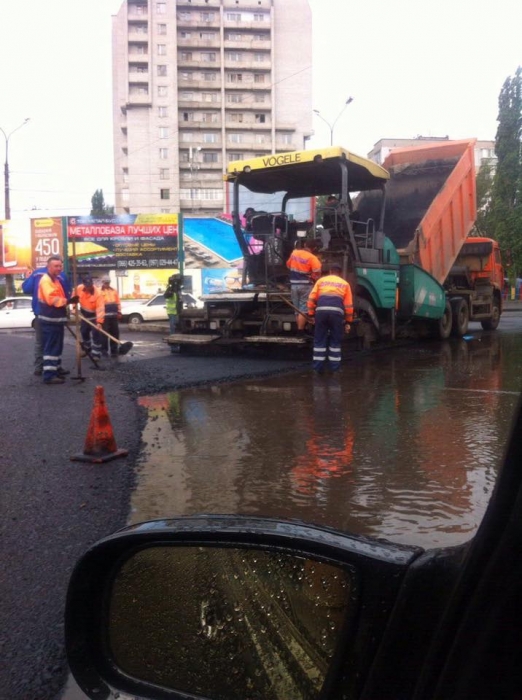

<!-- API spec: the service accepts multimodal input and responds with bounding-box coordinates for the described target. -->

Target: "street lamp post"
[0,118,30,295]
[0,118,30,220]
[313,97,354,146]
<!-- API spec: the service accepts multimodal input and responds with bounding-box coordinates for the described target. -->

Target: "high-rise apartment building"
[112,0,313,216]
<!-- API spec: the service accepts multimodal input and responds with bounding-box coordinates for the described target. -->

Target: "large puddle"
[132,332,522,548]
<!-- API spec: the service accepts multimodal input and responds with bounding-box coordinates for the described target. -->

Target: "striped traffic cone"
[71,385,128,463]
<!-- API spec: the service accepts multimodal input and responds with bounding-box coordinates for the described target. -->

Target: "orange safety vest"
[76,284,104,324]
[101,287,121,318]
[38,273,68,322]
[287,249,322,284]
[307,274,354,322]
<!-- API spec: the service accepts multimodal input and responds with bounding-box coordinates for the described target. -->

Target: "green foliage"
[487,67,522,278]
[90,189,114,217]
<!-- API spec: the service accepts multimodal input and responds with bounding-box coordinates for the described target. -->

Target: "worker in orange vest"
[100,275,122,356]
[307,263,353,373]
[286,239,322,333]
[75,274,104,360]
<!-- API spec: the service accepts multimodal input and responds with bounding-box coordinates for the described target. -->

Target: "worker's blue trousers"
[312,310,344,372]
[41,320,65,382]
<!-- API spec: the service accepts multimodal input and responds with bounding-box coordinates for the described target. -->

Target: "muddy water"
[131,333,522,548]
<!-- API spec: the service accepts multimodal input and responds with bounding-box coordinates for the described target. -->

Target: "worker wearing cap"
[75,274,104,361]
[286,239,322,334]
[307,263,353,373]
[100,275,121,357]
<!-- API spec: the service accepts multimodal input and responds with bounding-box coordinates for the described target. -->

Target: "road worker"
[22,264,71,377]
[286,239,322,334]
[100,275,121,356]
[37,255,78,384]
[307,263,354,373]
[75,274,104,361]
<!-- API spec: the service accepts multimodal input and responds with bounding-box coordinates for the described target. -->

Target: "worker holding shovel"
[74,274,105,361]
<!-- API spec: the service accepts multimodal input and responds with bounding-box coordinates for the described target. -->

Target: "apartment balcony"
[179,161,223,171]
[128,71,150,83]
[178,99,222,109]
[177,38,221,49]
[179,134,222,147]
[176,17,220,29]
[179,120,223,129]
[225,120,271,130]
[224,59,271,71]
[127,93,152,107]
[178,58,221,69]
[223,20,271,30]
[177,0,221,8]
[223,39,272,51]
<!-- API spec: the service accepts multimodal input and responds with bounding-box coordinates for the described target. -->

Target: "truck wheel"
[435,301,452,340]
[481,299,501,330]
[451,299,469,337]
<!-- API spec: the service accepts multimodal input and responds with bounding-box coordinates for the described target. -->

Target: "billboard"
[30,217,65,269]
[0,219,33,275]
[67,213,180,270]
[202,268,242,295]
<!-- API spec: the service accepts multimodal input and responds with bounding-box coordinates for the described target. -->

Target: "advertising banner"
[30,217,65,269]
[202,268,242,295]
[0,219,33,275]
[67,213,179,270]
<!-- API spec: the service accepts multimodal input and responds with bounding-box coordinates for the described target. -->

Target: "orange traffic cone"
[71,385,128,463]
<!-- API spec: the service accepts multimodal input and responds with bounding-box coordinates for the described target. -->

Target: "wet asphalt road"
[0,327,305,700]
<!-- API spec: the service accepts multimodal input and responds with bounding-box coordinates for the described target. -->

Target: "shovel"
[77,313,134,356]
[65,324,102,372]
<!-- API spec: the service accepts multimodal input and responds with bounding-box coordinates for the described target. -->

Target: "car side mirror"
[65,516,421,700]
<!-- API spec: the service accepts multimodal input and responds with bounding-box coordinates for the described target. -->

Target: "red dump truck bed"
[381,139,477,285]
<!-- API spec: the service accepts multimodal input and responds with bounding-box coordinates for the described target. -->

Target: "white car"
[0,296,35,329]
[122,293,199,326]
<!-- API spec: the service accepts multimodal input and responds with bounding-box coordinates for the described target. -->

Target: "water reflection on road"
[132,332,522,548]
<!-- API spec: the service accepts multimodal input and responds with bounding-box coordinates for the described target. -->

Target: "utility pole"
[313,97,354,146]
[0,118,30,296]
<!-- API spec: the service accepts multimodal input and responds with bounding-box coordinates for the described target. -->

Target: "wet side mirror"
[108,546,352,699]
[65,516,421,700]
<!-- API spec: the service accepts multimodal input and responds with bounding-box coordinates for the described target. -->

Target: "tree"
[90,189,114,217]
[488,67,522,278]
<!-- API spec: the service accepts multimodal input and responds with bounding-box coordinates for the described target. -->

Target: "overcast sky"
[0,0,520,216]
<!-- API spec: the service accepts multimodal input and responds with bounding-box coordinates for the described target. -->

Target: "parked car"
[0,296,35,329]
[121,292,199,326]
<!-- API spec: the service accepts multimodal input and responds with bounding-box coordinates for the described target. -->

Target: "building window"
[180,72,192,81]
[203,152,219,163]
[255,114,266,123]
[202,72,217,82]
[200,12,216,22]
[181,132,194,142]
[228,52,242,61]
[202,112,218,123]
[227,93,243,103]
[279,133,292,145]
[229,133,243,143]
[203,133,218,143]
[201,52,216,62]
[122,189,130,202]
[202,92,218,102]
[159,148,168,159]
[226,32,243,40]
[156,2,166,14]
[180,30,191,38]
[227,73,243,83]
[199,31,215,40]
[254,74,265,83]
[255,94,266,102]
[157,65,167,76]
[159,127,169,139]
[180,188,222,201]
[228,153,244,161]
[254,53,266,62]
[158,44,167,55]
[122,168,129,184]
[255,134,266,143]
[158,85,168,96]
[129,43,147,55]
[158,106,168,118]
[157,24,167,34]
[253,33,269,41]
[160,189,170,200]
[178,11,191,21]
[229,113,244,123]
[131,23,148,34]
[134,4,146,16]
[129,64,148,73]
[160,168,170,180]
[226,12,241,21]
[183,112,194,122]
[254,13,267,21]
[122,147,128,156]
[180,91,193,100]
[180,150,190,162]
[180,52,193,61]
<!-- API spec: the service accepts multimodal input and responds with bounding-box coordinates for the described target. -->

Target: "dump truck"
[169,140,502,350]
